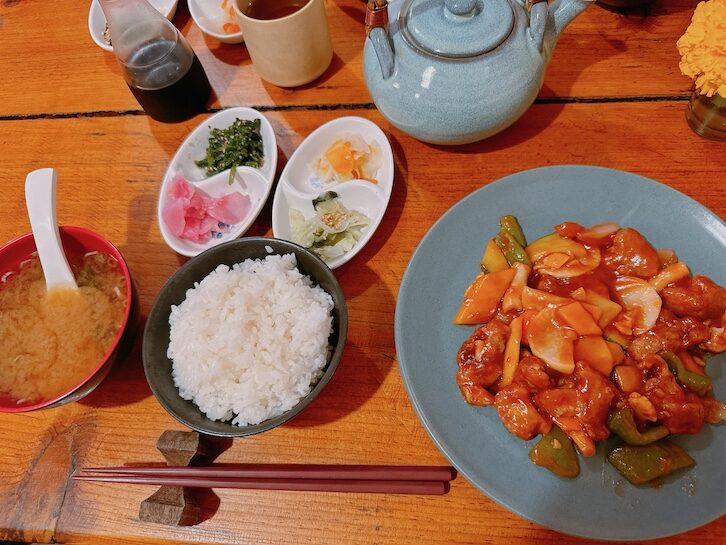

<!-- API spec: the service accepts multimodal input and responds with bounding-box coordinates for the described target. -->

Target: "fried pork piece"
[535,362,618,445]
[494,384,552,440]
[641,354,706,434]
[602,228,660,278]
[628,309,709,361]
[661,275,726,321]
[456,320,510,405]
[513,355,555,392]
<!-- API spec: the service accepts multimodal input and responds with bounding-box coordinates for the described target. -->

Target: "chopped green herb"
[195,118,264,184]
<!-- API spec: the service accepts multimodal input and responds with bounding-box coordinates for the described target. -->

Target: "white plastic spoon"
[24,168,78,292]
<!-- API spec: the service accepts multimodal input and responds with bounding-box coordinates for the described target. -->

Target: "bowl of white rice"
[142,237,347,436]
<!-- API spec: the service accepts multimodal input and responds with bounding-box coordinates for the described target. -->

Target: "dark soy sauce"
[245,0,310,20]
[125,39,211,123]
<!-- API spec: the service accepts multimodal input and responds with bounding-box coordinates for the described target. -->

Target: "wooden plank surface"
[0,0,724,543]
[0,104,724,545]
[0,0,701,117]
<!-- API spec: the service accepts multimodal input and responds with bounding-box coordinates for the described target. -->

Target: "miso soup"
[0,252,127,403]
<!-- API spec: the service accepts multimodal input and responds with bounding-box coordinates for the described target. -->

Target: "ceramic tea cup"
[234,0,333,87]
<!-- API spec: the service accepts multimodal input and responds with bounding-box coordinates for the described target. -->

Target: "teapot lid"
[399,0,515,59]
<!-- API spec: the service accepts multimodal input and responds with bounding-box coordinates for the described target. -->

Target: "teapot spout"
[552,0,594,37]
[545,0,594,54]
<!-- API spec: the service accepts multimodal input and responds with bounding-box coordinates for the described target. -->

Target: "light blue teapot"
[363,0,594,145]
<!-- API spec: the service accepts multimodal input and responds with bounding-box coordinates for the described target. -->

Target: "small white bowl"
[271,116,395,269]
[158,167,271,257]
[189,0,245,44]
[158,107,278,257]
[88,0,179,52]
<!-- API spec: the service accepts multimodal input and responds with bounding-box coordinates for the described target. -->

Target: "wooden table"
[0,1,723,544]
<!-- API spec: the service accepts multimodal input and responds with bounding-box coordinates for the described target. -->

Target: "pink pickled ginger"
[162,173,251,243]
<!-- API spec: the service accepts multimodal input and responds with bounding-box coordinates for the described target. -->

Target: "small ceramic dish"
[158,107,278,257]
[143,237,347,437]
[0,226,136,412]
[88,0,178,52]
[271,116,394,269]
[189,0,245,44]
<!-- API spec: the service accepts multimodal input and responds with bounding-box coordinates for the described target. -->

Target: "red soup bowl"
[0,226,136,412]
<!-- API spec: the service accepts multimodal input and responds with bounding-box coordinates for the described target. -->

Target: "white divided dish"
[272,116,394,270]
[88,0,178,52]
[189,0,245,44]
[158,107,278,257]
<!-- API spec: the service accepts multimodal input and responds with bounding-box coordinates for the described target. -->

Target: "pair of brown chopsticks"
[73,464,456,495]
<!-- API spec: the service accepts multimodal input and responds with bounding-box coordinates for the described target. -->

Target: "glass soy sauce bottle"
[100,0,211,122]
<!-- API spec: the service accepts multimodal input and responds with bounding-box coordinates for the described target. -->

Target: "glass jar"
[685,91,726,141]
[100,0,211,122]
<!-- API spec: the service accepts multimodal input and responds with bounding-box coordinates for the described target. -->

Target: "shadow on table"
[330,131,408,279]
[337,1,366,27]
[80,186,180,409]
[277,121,405,428]
[289,52,348,92]
[171,0,192,31]
[596,0,695,17]
[203,35,250,67]
[285,340,394,428]
[418,99,566,155]
[78,319,153,409]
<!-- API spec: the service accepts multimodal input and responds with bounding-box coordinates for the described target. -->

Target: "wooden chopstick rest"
[138,430,217,527]
[138,486,199,527]
[156,429,211,466]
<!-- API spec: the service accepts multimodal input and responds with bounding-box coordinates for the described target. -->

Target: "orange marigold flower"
[677,0,726,98]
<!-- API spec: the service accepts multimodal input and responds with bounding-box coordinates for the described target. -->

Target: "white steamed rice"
[168,253,334,426]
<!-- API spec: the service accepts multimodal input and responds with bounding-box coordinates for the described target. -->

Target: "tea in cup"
[234,0,333,87]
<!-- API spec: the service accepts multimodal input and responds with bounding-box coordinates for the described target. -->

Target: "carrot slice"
[580,302,603,322]
[570,288,622,328]
[574,336,614,376]
[557,302,602,336]
[453,268,517,325]
[613,365,642,393]
[606,341,625,366]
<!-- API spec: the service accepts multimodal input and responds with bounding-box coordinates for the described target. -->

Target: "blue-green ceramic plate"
[395,166,725,540]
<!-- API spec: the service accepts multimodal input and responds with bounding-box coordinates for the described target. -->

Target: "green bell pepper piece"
[660,351,712,397]
[529,425,580,478]
[607,407,669,446]
[499,215,527,247]
[494,231,532,267]
[607,440,695,485]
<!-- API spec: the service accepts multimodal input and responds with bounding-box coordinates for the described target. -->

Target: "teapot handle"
[366,0,395,79]
[527,0,548,53]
